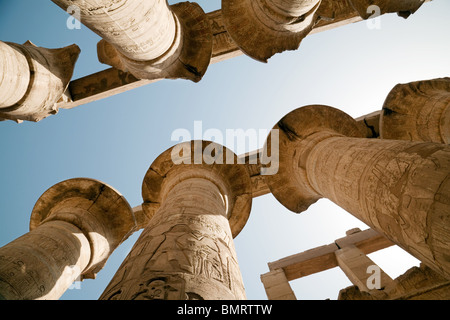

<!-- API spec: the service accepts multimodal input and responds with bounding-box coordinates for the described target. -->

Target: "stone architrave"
[380,78,450,144]
[222,0,322,62]
[0,178,136,300]
[52,0,212,82]
[0,41,80,122]
[263,105,450,279]
[99,141,252,300]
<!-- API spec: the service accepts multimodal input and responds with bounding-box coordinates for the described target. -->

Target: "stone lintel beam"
[0,178,136,300]
[100,141,252,300]
[335,245,394,296]
[0,41,80,123]
[52,0,212,82]
[263,105,450,279]
[380,77,450,144]
[267,228,393,281]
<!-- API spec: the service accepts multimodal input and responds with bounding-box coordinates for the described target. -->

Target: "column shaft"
[100,175,246,300]
[0,41,30,108]
[266,0,320,16]
[304,134,450,278]
[0,221,90,300]
[52,0,176,61]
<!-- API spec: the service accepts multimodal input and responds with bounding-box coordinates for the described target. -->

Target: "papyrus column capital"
[380,77,450,144]
[0,41,80,122]
[263,105,450,279]
[263,105,365,213]
[0,178,135,299]
[30,178,137,279]
[141,140,253,238]
[222,0,322,62]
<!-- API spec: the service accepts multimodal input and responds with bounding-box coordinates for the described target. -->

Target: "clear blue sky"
[0,0,449,300]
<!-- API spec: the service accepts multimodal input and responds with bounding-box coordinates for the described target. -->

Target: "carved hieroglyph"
[100,141,252,300]
[380,78,450,144]
[264,105,450,279]
[0,178,136,300]
[52,0,212,82]
[222,0,322,62]
[0,41,80,122]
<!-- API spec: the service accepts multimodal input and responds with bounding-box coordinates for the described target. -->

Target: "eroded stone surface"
[348,0,425,19]
[52,1,213,82]
[381,77,450,144]
[100,141,252,300]
[222,0,322,62]
[0,41,80,122]
[264,105,450,279]
[0,178,135,300]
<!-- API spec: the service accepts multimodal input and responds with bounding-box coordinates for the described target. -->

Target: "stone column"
[0,41,80,123]
[380,78,450,144]
[348,0,426,19]
[52,0,212,82]
[222,0,321,62]
[0,178,136,300]
[264,105,450,279]
[100,141,252,300]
